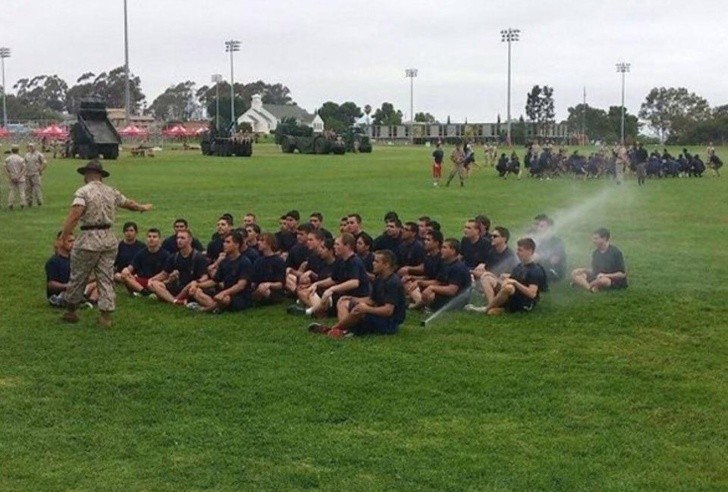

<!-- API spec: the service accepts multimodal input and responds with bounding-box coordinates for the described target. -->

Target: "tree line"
[532,84,725,144]
[2,67,726,143]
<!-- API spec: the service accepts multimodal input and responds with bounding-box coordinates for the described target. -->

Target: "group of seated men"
[45,209,628,338]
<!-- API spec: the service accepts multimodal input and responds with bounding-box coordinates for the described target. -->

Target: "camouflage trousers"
[25,174,43,206]
[63,247,117,312]
[7,180,26,207]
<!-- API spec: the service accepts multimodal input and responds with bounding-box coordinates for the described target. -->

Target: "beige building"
[106,108,155,130]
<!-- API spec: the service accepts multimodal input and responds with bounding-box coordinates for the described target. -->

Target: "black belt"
[80,224,111,231]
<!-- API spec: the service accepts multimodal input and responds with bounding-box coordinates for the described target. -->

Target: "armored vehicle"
[71,100,121,160]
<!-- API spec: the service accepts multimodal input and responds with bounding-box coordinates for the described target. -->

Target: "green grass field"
[1,144,727,490]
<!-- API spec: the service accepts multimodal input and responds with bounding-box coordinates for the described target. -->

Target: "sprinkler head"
[420,320,427,327]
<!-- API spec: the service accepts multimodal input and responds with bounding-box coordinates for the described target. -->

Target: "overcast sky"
[3,0,726,122]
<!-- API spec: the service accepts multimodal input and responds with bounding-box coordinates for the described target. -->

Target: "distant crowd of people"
[429,140,723,184]
[46,209,628,338]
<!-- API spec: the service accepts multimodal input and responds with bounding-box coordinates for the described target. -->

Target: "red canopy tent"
[118,125,149,138]
[0,127,10,138]
[161,125,194,138]
[195,126,210,136]
[32,124,69,139]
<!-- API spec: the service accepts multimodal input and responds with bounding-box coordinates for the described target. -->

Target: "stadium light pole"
[0,47,11,128]
[616,62,630,145]
[123,0,131,125]
[225,40,241,132]
[211,74,222,131]
[405,68,417,144]
[501,28,520,147]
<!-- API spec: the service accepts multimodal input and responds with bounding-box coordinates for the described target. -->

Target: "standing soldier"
[24,143,47,207]
[4,144,27,210]
[615,144,628,185]
[706,142,721,177]
[445,142,466,187]
[58,160,152,327]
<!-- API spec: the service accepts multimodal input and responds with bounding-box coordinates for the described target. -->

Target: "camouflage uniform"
[615,145,628,184]
[4,154,26,208]
[24,150,46,206]
[62,181,127,312]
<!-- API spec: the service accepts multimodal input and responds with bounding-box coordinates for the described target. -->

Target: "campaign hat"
[76,160,110,178]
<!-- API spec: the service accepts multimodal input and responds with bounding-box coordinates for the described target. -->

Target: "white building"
[237,94,324,134]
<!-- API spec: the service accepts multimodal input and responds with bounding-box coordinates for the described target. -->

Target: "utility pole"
[501,28,520,147]
[0,47,10,128]
[123,0,131,125]
[616,62,631,145]
[225,40,241,132]
[405,68,418,144]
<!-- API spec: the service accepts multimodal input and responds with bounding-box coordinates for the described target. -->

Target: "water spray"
[419,286,476,327]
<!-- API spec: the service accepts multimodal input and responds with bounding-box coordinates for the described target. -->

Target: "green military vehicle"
[200,122,253,157]
[71,100,121,160]
[275,120,345,155]
[342,126,372,153]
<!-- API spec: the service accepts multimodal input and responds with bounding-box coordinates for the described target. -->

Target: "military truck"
[71,100,121,159]
[200,123,253,157]
[343,126,373,153]
[275,120,345,155]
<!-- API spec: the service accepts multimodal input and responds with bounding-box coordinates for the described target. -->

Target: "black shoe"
[286,304,307,316]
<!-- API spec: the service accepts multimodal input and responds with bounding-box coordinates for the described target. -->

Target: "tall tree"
[261,82,293,105]
[318,101,363,132]
[13,74,68,112]
[196,80,295,124]
[414,112,437,123]
[65,67,145,114]
[566,104,614,142]
[148,81,199,121]
[3,94,63,121]
[606,106,639,143]
[372,102,403,126]
[676,104,728,144]
[525,85,555,136]
[639,87,711,143]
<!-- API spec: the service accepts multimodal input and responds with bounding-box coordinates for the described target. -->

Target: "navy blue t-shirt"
[423,252,442,279]
[206,237,224,262]
[371,273,406,325]
[436,259,471,294]
[396,239,426,268]
[242,246,260,264]
[307,254,337,281]
[591,245,627,288]
[372,234,402,253]
[486,247,518,276]
[115,240,145,272]
[286,244,311,270]
[510,261,549,300]
[432,148,444,164]
[275,231,297,253]
[252,254,286,285]
[131,248,170,278]
[460,236,491,269]
[359,252,374,274]
[214,254,252,293]
[433,258,471,309]
[45,253,70,298]
[164,250,209,287]
[332,254,370,297]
